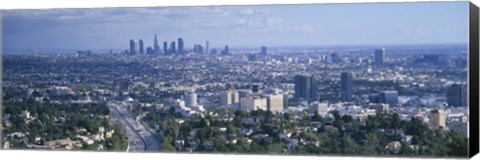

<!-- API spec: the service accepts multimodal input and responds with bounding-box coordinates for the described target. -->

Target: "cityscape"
[1,2,470,158]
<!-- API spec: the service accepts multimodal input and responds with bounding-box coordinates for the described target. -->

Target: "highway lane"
[108,103,146,152]
[111,102,161,152]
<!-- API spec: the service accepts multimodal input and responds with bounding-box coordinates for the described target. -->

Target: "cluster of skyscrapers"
[293,48,465,108]
[127,34,238,56]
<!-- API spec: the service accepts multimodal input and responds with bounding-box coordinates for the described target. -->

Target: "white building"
[267,94,284,114]
[240,96,267,111]
[219,86,239,106]
[308,102,330,117]
[184,92,198,106]
[428,109,446,129]
[448,116,469,137]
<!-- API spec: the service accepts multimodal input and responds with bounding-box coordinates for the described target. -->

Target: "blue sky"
[1,2,469,52]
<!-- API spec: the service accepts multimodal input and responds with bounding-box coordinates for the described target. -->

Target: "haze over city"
[2,2,468,53]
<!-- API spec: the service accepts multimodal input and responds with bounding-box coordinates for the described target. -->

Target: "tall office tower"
[211,49,218,54]
[267,94,284,114]
[340,72,353,102]
[447,84,467,107]
[183,92,198,106]
[251,84,259,93]
[146,47,154,55]
[428,109,446,129]
[330,53,341,63]
[260,46,267,55]
[206,41,210,54]
[177,38,184,54]
[375,48,385,65]
[198,45,204,54]
[283,94,289,109]
[222,45,229,55]
[163,41,168,55]
[154,34,160,54]
[379,90,398,105]
[294,75,317,101]
[138,39,144,54]
[170,41,176,55]
[194,44,204,54]
[129,39,138,55]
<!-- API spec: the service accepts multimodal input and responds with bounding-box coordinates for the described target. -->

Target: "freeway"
[108,103,146,152]
[109,102,161,152]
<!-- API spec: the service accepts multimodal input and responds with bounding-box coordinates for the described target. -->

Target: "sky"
[1,2,470,53]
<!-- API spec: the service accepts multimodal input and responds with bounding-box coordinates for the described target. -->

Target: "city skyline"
[2,2,469,53]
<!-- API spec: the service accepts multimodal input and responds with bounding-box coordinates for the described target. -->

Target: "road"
[108,102,145,152]
[108,102,161,152]
[138,113,164,151]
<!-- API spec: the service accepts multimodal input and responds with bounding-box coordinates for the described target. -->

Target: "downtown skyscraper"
[170,41,176,54]
[206,41,209,54]
[375,48,385,65]
[294,75,317,101]
[129,39,138,55]
[340,72,353,102]
[154,34,160,54]
[222,45,229,55]
[260,46,267,55]
[178,38,184,54]
[163,41,168,55]
[138,39,144,54]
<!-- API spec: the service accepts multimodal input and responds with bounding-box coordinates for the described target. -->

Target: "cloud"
[237,8,269,16]
[239,9,254,15]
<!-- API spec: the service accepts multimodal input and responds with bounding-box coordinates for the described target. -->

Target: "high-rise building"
[184,92,198,106]
[170,41,176,55]
[219,85,239,106]
[340,72,353,102]
[146,47,154,55]
[448,116,468,137]
[308,102,329,117]
[283,94,289,109]
[251,84,259,93]
[222,45,229,55]
[248,54,257,61]
[194,44,204,54]
[129,39,138,55]
[379,90,398,105]
[428,109,446,129]
[330,53,341,63]
[447,84,467,107]
[211,49,218,55]
[163,41,168,55]
[267,94,283,114]
[177,38,184,54]
[294,75,317,101]
[260,46,267,55]
[375,48,385,65]
[138,39,144,54]
[154,34,160,54]
[241,96,267,111]
[206,41,210,54]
